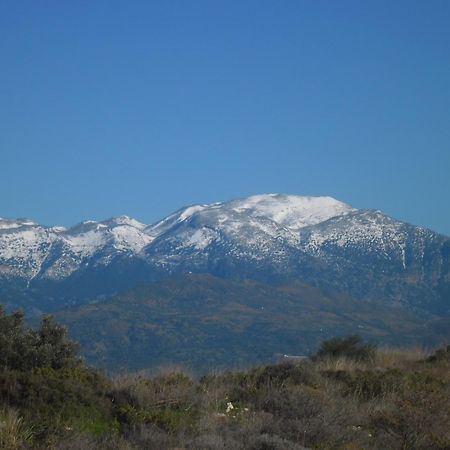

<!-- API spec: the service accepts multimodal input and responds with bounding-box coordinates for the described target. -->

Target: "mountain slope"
[296,209,450,314]
[55,274,449,373]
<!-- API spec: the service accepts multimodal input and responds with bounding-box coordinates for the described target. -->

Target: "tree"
[0,306,81,371]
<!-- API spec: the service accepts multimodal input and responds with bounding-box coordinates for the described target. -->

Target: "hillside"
[55,274,449,373]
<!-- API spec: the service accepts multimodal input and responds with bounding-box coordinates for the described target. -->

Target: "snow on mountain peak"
[145,204,210,237]
[102,216,147,230]
[224,194,355,230]
[0,218,38,230]
[61,215,153,258]
[144,194,356,247]
[178,205,208,221]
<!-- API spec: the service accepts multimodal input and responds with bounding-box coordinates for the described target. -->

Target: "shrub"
[0,308,81,372]
[315,335,375,362]
[427,345,450,363]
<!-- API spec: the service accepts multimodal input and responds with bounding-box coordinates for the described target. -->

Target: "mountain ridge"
[1,194,449,316]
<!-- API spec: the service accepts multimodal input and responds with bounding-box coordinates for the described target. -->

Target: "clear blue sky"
[1,1,449,234]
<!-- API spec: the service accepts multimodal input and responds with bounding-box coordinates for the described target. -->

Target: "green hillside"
[55,274,449,373]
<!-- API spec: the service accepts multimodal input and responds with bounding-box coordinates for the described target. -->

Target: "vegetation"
[315,334,376,362]
[0,306,449,449]
[55,274,450,373]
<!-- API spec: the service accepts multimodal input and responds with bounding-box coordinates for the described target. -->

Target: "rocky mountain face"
[1,194,449,315]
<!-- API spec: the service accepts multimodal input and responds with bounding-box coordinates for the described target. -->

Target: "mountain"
[55,274,450,373]
[0,215,151,281]
[1,194,449,316]
[0,215,155,311]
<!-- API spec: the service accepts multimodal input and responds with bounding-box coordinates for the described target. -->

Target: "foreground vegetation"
[1,308,449,449]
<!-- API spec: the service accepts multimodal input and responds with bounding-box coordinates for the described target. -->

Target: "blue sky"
[1,1,449,234]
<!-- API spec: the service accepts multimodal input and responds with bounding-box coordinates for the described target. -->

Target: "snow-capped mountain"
[0,215,152,282]
[0,194,449,315]
[143,195,353,276]
[145,194,353,259]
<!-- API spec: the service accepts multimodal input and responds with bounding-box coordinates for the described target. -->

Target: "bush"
[315,335,375,362]
[427,345,450,363]
[0,308,81,372]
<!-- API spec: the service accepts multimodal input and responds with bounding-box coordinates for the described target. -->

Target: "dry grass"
[374,346,429,369]
[315,355,369,372]
[315,347,429,372]
[112,370,197,411]
[3,338,449,449]
[0,408,33,450]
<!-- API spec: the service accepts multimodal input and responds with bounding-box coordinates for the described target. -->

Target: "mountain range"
[2,193,449,371]
[1,194,449,316]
